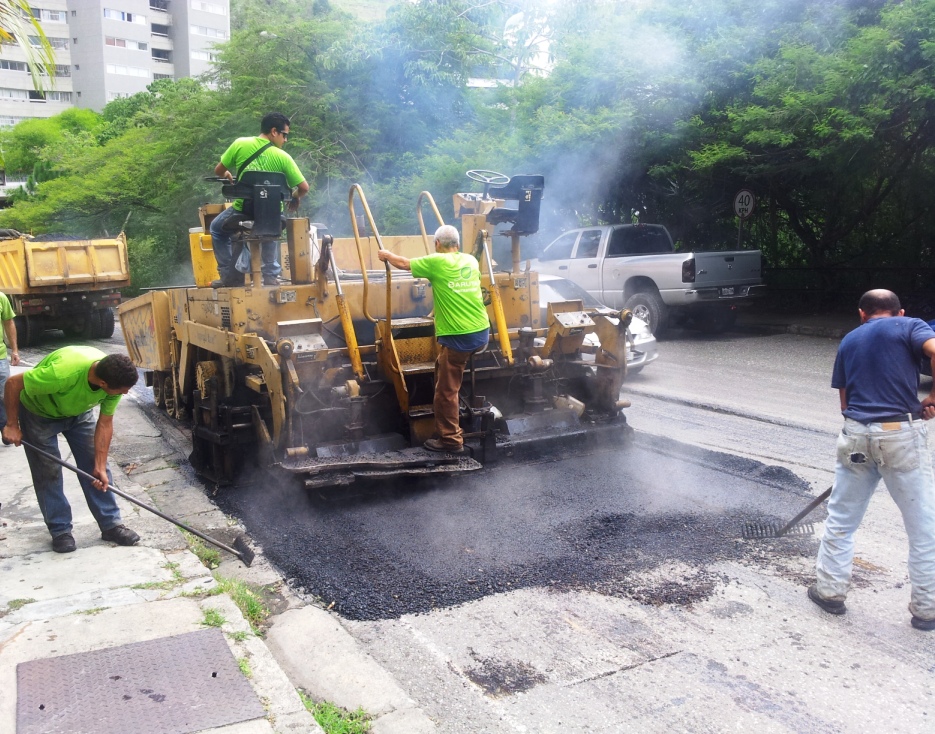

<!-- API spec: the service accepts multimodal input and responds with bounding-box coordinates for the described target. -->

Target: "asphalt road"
[20,324,935,733]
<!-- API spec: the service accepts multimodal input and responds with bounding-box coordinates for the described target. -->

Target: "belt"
[871,413,922,423]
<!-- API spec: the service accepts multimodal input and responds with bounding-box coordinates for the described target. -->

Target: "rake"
[16,439,255,566]
[742,486,832,540]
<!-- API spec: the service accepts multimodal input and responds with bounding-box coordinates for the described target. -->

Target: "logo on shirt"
[460,266,473,280]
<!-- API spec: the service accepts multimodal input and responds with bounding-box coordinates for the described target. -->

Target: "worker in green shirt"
[378,224,490,453]
[0,291,19,432]
[210,111,309,287]
[2,346,140,553]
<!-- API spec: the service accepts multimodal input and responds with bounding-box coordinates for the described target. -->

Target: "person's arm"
[2,318,18,366]
[839,388,847,413]
[214,161,233,182]
[2,372,24,445]
[91,412,115,491]
[377,249,412,271]
[921,337,935,419]
[286,181,310,212]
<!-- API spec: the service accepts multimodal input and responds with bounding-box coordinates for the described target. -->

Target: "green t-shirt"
[410,252,490,337]
[21,346,122,419]
[0,291,14,361]
[220,136,306,212]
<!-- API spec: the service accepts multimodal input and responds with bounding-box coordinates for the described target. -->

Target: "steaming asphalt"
[212,434,819,621]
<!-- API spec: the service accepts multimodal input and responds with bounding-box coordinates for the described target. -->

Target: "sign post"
[733,189,756,248]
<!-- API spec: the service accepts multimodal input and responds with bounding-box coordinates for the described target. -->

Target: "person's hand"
[922,397,935,420]
[9,350,19,366]
[224,170,234,183]
[286,197,300,213]
[2,424,22,446]
[91,467,110,492]
[377,250,390,262]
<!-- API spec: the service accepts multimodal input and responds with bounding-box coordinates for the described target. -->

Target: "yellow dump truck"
[120,171,634,489]
[0,230,130,346]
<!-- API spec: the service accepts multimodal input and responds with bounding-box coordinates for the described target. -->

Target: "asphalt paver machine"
[120,170,634,490]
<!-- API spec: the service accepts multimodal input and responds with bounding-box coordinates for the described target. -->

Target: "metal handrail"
[416,191,443,255]
[348,184,388,324]
[479,230,513,365]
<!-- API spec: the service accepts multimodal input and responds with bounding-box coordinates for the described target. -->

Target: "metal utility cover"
[16,628,266,734]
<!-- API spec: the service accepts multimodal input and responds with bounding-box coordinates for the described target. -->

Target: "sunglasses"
[277,130,289,139]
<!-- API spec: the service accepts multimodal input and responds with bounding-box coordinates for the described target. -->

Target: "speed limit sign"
[734,189,756,219]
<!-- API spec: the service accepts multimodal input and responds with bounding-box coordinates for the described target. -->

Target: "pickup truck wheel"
[625,292,668,336]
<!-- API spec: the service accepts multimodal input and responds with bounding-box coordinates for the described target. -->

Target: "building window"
[0,116,28,127]
[0,60,29,72]
[151,23,169,37]
[106,37,148,51]
[53,64,70,77]
[191,0,225,14]
[190,25,226,39]
[28,90,72,102]
[191,50,219,62]
[0,88,29,100]
[150,0,170,10]
[29,36,69,49]
[32,8,67,22]
[104,9,146,24]
[106,63,149,78]
[152,48,171,62]
[153,72,172,80]
[108,91,133,100]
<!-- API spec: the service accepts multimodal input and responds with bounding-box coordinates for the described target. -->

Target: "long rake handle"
[776,485,833,537]
[19,439,247,561]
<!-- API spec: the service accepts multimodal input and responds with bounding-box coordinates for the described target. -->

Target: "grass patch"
[213,576,269,633]
[229,630,249,642]
[77,606,107,615]
[7,598,36,611]
[183,532,222,570]
[201,608,226,628]
[238,657,253,678]
[131,561,186,591]
[300,693,372,734]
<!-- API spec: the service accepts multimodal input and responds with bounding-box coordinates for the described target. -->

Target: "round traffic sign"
[734,189,756,219]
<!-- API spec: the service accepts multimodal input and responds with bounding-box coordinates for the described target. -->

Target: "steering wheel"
[466,169,510,200]
[466,169,510,186]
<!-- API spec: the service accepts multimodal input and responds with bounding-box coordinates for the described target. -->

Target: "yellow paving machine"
[120,171,634,489]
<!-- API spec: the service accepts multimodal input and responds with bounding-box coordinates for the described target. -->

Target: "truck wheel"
[13,315,33,348]
[152,372,167,409]
[97,308,116,339]
[80,312,99,339]
[625,292,668,336]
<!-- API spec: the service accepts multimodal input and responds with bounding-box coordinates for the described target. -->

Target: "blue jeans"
[209,205,281,279]
[0,357,8,429]
[816,417,935,620]
[19,405,122,538]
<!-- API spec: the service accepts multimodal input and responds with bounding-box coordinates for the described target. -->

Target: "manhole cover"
[16,628,265,734]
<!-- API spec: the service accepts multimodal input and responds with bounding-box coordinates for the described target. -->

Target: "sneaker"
[424,438,465,454]
[807,584,846,615]
[101,525,140,546]
[262,275,286,286]
[210,277,244,288]
[52,532,76,553]
[911,615,935,631]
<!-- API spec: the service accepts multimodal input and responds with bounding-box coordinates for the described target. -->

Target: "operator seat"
[486,174,545,235]
[221,171,288,237]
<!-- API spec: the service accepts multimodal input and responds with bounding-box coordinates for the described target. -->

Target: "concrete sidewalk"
[0,364,435,733]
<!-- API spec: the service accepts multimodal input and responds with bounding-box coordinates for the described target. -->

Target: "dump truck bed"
[0,234,131,294]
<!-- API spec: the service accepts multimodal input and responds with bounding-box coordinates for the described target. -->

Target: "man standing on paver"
[808,289,935,630]
[378,224,490,453]
[0,290,19,432]
[2,345,141,553]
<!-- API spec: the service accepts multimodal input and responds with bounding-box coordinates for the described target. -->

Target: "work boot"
[101,525,140,546]
[807,584,846,615]
[210,276,244,288]
[911,615,935,631]
[263,275,285,286]
[424,438,465,454]
[52,532,76,553]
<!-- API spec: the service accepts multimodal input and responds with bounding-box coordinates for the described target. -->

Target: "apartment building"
[0,1,230,126]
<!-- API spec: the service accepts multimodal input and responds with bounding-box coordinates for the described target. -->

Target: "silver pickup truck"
[531,224,763,335]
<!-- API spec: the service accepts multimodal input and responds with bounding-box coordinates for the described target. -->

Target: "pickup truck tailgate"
[693,251,761,288]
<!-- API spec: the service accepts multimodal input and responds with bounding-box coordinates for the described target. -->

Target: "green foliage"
[213,576,270,633]
[300,693,372,734]
[201,608,227,627]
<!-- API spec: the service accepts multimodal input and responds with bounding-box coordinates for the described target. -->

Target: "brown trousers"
[434,344,472,448]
